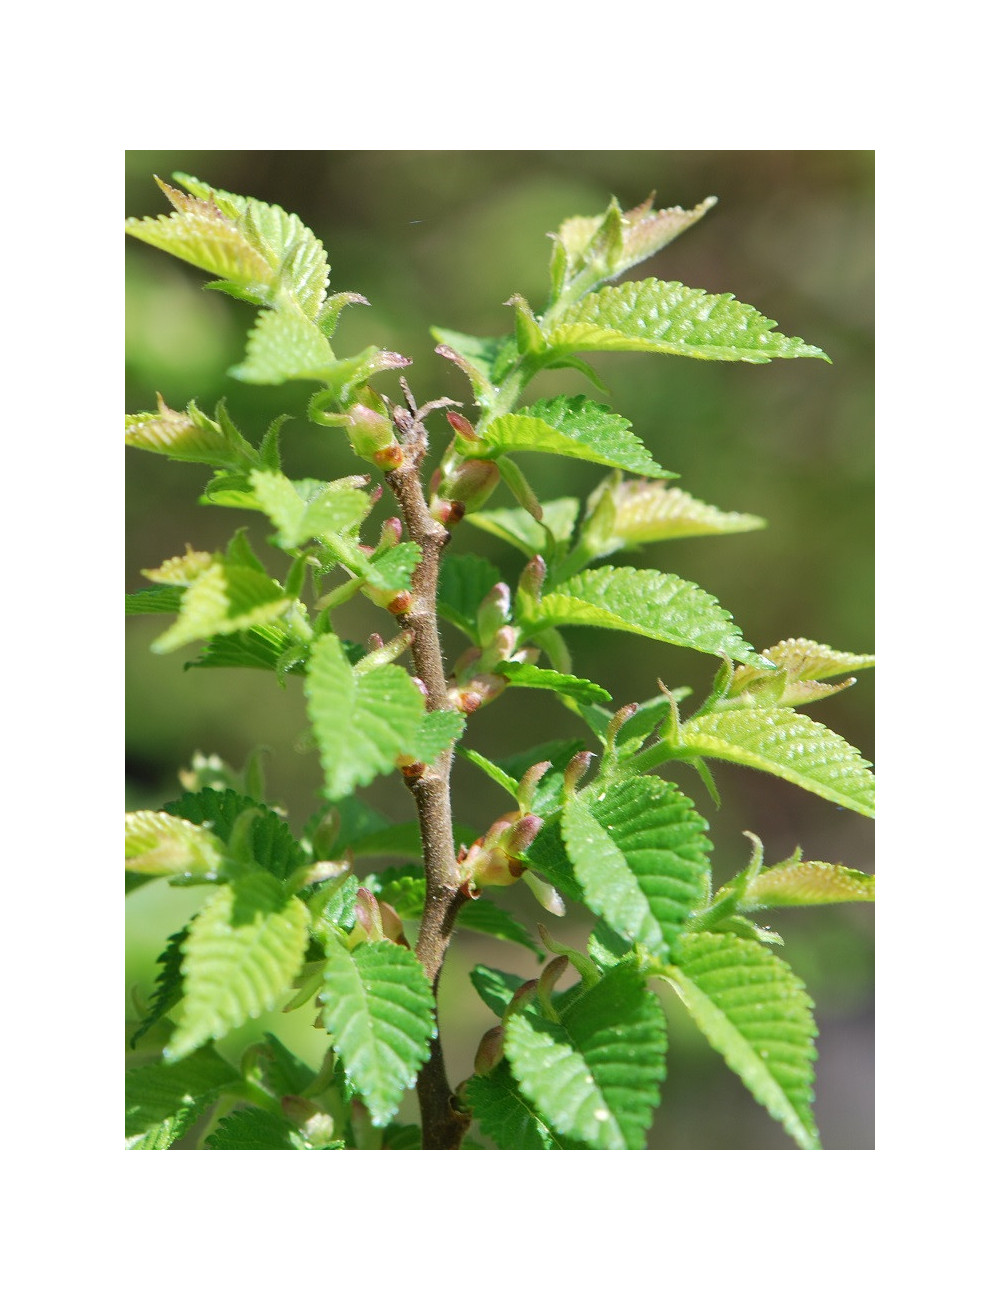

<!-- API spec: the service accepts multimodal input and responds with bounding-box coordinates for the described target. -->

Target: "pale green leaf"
[465,1061,587,1149]
[464,498,580,558]
[151,560,291,654]
[526,565,769,667]
[480,396,668,476]
[678,708,875,818]
[562,777,709,957]
[125,202,272,297]
[407,709,467,764]
[546,278,829,363]
[320,938,436,1126]
[124,810,225,877]
[663,931,819,1149]
[743,861,875,909]
[581,476,766,561]
[367,870,542,957]
[229,305,338,384]
[727,638,875,708]
[504,959,666,1149]
[305,634,426,799]
[249,469,370,548]
[165,874,310,1061]
[554,195,717,289]
[125,397,252,468]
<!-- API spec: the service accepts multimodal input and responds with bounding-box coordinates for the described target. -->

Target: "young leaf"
[408,709,467,764]
[661,931,819,1150]
[464,1061,587,1150]
[726,638,875,708]
[305,634,427,800]
[320,938,436,1126]
[464,498,580,559]
[367,870,542,957]
[676,708,875,818]
[579,476,766,563]
[124,810,225,878]
[562,777,710,958]
[552,194,717,294]
[544,278,829,364]
[249,469,371,549]
[129,929,186,1046]
[229,305,339,385]
[743,860,875,909]
[479,396,669,477]
[165,873,310,1061]
[125,397,255,468]
[150,559,291,654]
[503,959,667,1149]
[525,565,770,667]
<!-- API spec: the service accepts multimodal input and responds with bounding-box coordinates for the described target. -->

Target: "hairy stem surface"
[385,401,470,1150]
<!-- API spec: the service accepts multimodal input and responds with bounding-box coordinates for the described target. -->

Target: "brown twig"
[384,384,470,1150]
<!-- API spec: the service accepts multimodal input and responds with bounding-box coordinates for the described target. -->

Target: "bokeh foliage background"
[125,150,874,1149]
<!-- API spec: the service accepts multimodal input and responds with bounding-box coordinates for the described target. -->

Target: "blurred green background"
[125,150,874,1149]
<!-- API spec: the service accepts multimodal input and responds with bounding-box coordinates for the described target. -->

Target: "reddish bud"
[502,979,539,1023]
[517,760,552,812]
[473,1024,505,1076]
[367,632,384,652]
[564,750,596,798]
[386,591,414,616]
[607,701,639,746]
[518,553,547,604]
[373,443,405,470]
[447,411,480,443]
[376,898,409,947]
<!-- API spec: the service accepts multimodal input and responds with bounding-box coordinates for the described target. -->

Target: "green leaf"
[151,559,291,654]
[126,585,183,615]
[743,860,875,909]
[470,964,529,1017]
[165,874,310,1061]
[249,469,371,548]
[480,396,669,476]
[438,552,503,639]
[465,498,580,559]
[126,1045,239,1147]
[455,746,521,800]
[562,777,709,958]
[676,708,875,818]
[205,1108,304,1150]
[124,810,225,877]
[186,624,308,676]
[164,787,305,881]
[662,931,819,1149]
[526,565,769,667]
[130,929,186,1046]
[465,1061,587,1149]
[430,326,516,400]
[497,662,611,705]
[320,938,436,1126]
[545,278,829,364]
[229,305,338,384]
[305,635,427,799]
[408,709,467,764]
[503,959,667,1149]
[257,1031,317,1097]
